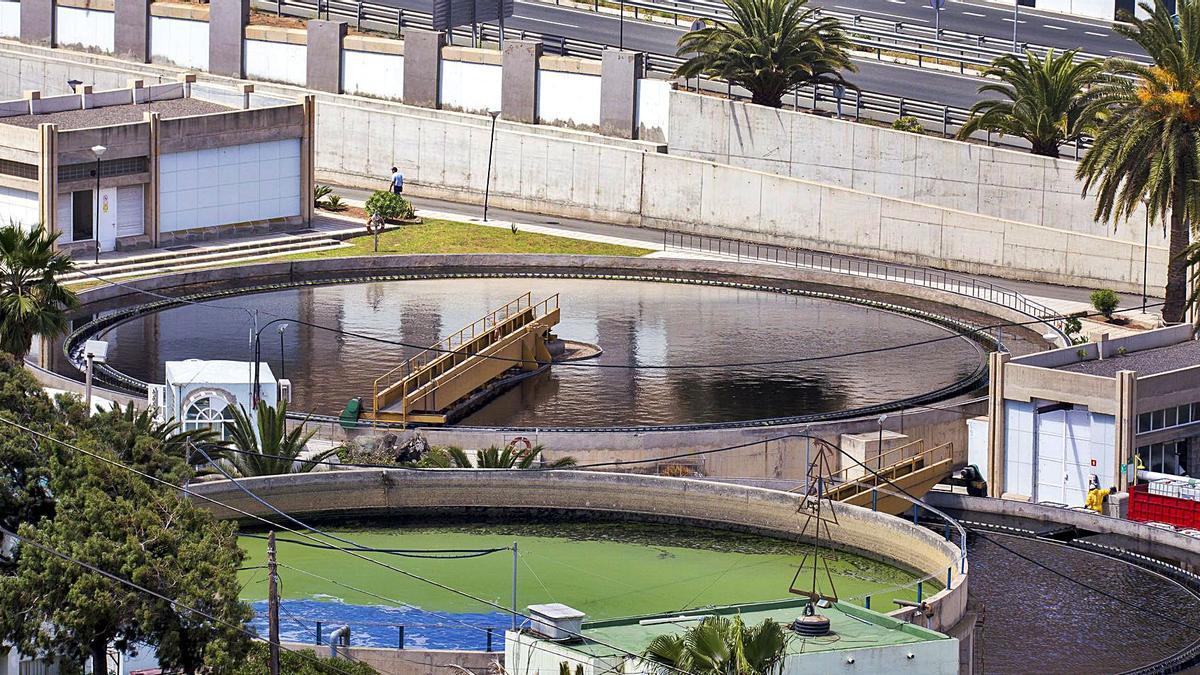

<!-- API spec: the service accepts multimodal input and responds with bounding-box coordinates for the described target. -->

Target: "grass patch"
[282,219,653,259]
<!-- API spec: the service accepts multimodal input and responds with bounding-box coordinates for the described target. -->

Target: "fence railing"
[251,0,1096,155]
[662,230,1068,341]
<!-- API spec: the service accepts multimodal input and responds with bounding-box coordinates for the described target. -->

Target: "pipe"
[1138,469,1193,482]
[329,626,350,658]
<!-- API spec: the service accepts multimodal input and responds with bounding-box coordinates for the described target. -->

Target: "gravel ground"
[1058,337,1200,377]
[0,97,232,130]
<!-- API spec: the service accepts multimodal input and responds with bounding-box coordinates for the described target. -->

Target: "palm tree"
[1077,0,1200,324]
[642,615,790,675]
[0,225,78,358]
[419,444,577,469]
[215,401,335,477]
[86,402,220,483]
[958,49,1107,157]
[674,0,856,108]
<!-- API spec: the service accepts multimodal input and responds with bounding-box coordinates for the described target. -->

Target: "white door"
[1063,410,1093,505]
[116,185,144,238]
[97,188,118,252]
[1035,410,1067,504]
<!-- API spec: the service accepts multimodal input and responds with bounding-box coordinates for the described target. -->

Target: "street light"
[277,324,288,380]
[483,110,500,222]
[1142,194,1152,313]
[619,0,625,50]
[90,144,106,264]
[83,339,108,414]
[1011,0,1020,53]
[876,414,888,471]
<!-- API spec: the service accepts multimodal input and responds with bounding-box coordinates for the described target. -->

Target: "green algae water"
[239,522,932,621]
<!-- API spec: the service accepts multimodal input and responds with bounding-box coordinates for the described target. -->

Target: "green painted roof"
[559,598,949,659]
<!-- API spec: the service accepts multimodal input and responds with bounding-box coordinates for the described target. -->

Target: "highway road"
[372,0,1145,109]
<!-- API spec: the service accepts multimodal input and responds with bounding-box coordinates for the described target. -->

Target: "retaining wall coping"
[442,45,502,66]
[540,54,602,76]
[56,0,114,11]
[245,24,307,45]
[150,2,208,20]
[344,34,404,55]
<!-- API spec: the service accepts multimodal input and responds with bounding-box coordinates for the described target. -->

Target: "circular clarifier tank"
[60,276,986,428]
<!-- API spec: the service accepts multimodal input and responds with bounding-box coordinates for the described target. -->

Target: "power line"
[0,525,360,675]
[242,532,511,559]
[0,416,687,674]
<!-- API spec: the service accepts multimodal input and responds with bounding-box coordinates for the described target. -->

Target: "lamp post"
[1011,0,1020,53]
[1142,195,1151,313]
[277,324,288,380]
[876,414,887,472]
[483,110,500,222]
[90,144,106,264]
[619,0,625,50]
[83,339,108,415]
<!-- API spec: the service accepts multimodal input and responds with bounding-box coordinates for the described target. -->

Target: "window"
[183,396,234,440]
[58,156,148,182]
[1136,440,1193,477]
[1138,402,1200,434]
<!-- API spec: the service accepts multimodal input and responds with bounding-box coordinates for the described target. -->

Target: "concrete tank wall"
[191,469,969,632]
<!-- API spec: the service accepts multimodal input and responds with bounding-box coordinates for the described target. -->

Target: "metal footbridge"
[797,439,956,515]
[367,292,561,425]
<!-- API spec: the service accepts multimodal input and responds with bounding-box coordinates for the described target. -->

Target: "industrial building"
[0,78,313,256]
[982,325,1200,505]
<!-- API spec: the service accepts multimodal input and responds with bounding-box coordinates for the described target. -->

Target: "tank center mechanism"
[362,292,564,426]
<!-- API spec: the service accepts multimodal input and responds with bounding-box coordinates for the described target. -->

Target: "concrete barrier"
[924,492,1200,573]
[192,469,969,633]
[280,642,498,674]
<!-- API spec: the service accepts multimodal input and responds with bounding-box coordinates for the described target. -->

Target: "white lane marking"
[1085,30,1108,36]
[1043,23,1067,30]
[516,15,579,27]
[1109,49,1144,57]
[1001,18,1028,23]
[962,11,986,17]
[833,4,930,21]
[887,0,905,4]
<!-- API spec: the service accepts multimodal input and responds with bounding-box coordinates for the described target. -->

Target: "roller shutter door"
[116,185,144,237]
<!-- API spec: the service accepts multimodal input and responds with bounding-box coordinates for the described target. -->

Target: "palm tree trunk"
[1163,200,1189,324]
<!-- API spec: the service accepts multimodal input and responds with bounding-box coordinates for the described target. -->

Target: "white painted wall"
[244,39,307,87]
[1035,0,1115,20]
[342,50,404,101]
[151,16,209,71]
[1004,400,1036,498]
[636,78,671,143]
[56,6,115,53]
[160,139,301,233]
[537,71,601,128]
[0,186,38,230]
[0,1,19,39]
[440,60,501,114]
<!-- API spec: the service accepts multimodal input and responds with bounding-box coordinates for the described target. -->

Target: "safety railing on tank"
[661,230,1069,342]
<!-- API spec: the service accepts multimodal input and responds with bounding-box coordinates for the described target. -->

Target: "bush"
[365,190,414,222]
[313,184,333,207]
[323,194,346,211]
[234,643,378,675]
[892,116,924,134]
[1090,288,1120,319]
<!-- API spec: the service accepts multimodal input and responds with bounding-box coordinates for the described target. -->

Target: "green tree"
[642,614,790,674]
[215,401,335,477]
[0,453,251,674]
[0,353,64,540]
[364,190,414,221]
[674,0,856,108]
[958,49,1107,157]
[419,444,577,468]
[81,402,218,485]
[0,226,78,358]
[1077,0,1200,324]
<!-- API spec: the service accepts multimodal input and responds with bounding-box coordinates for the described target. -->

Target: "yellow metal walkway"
[799,440,955,516]
[367,292,561,425]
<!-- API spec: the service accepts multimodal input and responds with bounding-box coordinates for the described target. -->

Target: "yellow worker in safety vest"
[1085,474,1113,513]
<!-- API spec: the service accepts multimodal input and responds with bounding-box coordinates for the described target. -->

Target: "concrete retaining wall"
[193,469,969,632]
[667,91,1166,285]
[280,642,498,674]
[55,5,114,53]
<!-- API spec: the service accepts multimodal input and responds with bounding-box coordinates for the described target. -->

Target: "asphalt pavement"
[371,0,1144,109]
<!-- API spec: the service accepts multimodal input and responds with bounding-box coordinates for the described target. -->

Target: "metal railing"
[662,230,1068,340]
[251,0,1097,154]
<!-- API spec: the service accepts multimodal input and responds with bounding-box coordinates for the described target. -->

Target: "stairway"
[818,440,956,516]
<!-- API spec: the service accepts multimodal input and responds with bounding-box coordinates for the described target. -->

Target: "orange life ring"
[508,436,533,453]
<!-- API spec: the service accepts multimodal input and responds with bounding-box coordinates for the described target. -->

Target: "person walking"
[389,166,404,195]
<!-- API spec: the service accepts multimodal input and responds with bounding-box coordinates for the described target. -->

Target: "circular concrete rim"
[62,260,994,431]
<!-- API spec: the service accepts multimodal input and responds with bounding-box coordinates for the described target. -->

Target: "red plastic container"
[1128,483,1200,529]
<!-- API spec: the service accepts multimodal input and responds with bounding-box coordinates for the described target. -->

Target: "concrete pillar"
[144,111,161,247]
[300,95,316,225]
[23,91,41,116]
[1114,370,1138,492]
[402,29,445,108]
[20,0,55,47]
[37,124,59,237]
[306,20,346,94]
[239,83,255,110]
[985,351,1010,498]
[599,49,644,139]
[115,0,151,63]
[209,0,250,79]
[501,40,541,123]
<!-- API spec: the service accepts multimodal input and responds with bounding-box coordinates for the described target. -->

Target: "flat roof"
[561,599,947,659]
[0,98,232,130]
[165,360,275,386]
[1056,339,1200,377]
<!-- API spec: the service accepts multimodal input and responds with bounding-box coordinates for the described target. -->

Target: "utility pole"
[268,530,281,675]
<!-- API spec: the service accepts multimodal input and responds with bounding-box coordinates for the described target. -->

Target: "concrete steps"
[63,231,348,284]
